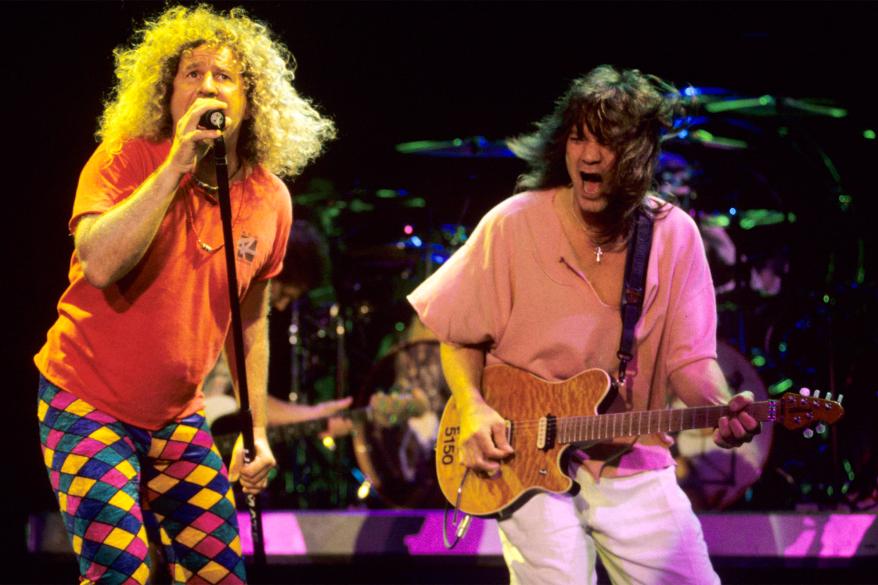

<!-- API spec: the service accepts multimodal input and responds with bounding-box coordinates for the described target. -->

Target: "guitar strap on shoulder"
[617,208,654,384]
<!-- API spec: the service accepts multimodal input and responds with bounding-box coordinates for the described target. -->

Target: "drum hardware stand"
[210,124,267,567]
[823,306,843,501]
[284,299,357,508]
[725,226,755,495]
[288,299,301,402]
[332,302,347,400]
[332,302,353,505]
[728,212,751,358]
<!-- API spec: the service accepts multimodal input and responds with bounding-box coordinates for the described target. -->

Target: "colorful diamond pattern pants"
[37,376,247,584]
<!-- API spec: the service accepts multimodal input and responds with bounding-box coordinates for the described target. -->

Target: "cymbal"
[345,187,427,208]
[684,86,847,119]
[708,96,847,118]
[699,209,794,230]
[665,128,749,150]
[396,136,514,158]
[301,187,426,213]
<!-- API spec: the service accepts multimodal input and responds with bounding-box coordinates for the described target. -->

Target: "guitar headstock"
[368,388,430,428]
[776,391,844,431]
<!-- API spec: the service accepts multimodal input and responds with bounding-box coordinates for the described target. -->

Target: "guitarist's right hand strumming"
[439,342,514,475]
[458,397,514,474]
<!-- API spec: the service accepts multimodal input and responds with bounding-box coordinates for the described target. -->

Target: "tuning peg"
[813,390,821,398]
[816,423,827,434]
[799,387,811,397]
[837,394,844,404]
[825,392,832,401]
[803,428,815,439]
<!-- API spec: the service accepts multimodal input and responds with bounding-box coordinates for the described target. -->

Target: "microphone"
[199,110,225,131]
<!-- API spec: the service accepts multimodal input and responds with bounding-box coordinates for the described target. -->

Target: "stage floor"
[25,509,878,584]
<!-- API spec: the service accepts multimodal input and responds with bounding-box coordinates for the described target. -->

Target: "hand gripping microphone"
[199,109,226,131]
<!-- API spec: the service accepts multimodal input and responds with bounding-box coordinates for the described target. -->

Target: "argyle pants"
[37,376,246,584]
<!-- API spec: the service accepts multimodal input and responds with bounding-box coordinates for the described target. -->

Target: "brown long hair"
[508,65,686,243]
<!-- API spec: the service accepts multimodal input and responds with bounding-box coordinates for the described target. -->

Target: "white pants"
[497,466,720,585]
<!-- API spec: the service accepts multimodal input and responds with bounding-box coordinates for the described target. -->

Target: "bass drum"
[673,340,774,510]
[352,339,449,508]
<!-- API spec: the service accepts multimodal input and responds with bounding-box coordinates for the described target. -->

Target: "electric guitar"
[213,389,428,463]
[435,364,844,517]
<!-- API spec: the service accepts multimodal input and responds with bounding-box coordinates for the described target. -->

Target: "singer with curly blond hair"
[34,4,335,582]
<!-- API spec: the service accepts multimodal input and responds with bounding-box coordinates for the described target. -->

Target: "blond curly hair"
[98,4,335,177]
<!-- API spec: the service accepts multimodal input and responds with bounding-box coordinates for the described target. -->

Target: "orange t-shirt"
[34,138,292,430]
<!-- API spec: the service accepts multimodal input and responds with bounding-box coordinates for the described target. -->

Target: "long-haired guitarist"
[408,65,760,585]
[33,5,335,582]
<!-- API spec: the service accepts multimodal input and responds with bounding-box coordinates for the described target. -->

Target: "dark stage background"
[5,1,878,581]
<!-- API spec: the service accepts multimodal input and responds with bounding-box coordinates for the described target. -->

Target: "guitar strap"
[617,208,654,384]
[590,207,655,478]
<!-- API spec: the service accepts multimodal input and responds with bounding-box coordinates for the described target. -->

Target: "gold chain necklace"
[183,170,245,253]
[569,190,604,263]
[191,163,242,197]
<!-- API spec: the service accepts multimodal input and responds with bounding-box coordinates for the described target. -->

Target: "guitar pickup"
[536,414,557,450]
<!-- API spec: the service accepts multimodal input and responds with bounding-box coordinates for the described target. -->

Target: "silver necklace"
[569,191,604,263]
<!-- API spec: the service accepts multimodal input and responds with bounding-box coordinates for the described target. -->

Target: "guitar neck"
[271,406,371,444]
[558,400,778,444]
[213,407,371,456]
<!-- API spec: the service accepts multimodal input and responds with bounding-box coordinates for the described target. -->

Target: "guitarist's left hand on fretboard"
[714,390,762,449]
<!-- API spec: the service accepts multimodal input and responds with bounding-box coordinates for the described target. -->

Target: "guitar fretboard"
[212,408,372,458]
[557,400,778,443]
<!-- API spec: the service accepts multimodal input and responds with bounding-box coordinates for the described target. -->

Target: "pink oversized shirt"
[408,189,720,475]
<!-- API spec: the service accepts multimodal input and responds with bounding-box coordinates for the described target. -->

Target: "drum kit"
[271,86,870,513]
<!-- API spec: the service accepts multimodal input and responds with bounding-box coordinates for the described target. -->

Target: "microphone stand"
[213,136,267,568]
